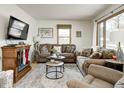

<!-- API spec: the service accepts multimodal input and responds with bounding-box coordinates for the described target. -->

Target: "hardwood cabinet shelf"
[2,45,32,83]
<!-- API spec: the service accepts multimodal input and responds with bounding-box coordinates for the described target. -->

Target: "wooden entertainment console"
[2,45,32,83]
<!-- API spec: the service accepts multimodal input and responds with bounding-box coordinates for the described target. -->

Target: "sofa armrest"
[67,79,92,88]
[0,70,13,88]
[74,51,81,56]
[88,64,123,85]
[83,59,105,74]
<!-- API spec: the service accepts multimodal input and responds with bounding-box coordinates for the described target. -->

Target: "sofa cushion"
[66,46,75,53]
[66,46,72,53]
[81,48,93,57]
[97,48,116,59]
[39,44,49,53]
[61,53,75,58]
[61,45,67,53]
[61,44,76,53]
[90,52,102,59]
[102,51,115,59]
[114,75,124,88]
[39,44,53,53]
[90,78,114,88]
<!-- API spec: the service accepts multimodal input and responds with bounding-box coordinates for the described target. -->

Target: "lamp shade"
[110,31,124,44]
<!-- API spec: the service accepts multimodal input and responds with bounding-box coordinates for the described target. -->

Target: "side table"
[105,60,124,72]
[46,61,64,79]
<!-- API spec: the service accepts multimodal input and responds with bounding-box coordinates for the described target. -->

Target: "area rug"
[14,64,83,88]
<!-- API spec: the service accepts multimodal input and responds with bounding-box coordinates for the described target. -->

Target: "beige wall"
[37,20,93,51]
[0,4,37,71]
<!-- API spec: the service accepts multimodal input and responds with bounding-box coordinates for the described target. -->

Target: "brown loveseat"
[67,64,124,88]
[34,44,76,63]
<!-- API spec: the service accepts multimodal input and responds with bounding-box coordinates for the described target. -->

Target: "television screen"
[7,16,29,40]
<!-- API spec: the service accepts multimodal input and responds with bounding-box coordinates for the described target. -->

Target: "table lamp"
[110,31,124,62]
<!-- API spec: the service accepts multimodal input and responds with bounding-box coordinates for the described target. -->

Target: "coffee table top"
[46,61,64,67]
[47,55,65,60]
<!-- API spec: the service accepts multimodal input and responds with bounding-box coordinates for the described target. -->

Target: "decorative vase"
[116,42,124,62]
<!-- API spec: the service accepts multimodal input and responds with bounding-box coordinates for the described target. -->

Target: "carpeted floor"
[14,63,83,88]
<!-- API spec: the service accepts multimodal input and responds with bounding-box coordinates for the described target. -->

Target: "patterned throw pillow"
[97,48,116,59]
[81,48,93,57]
[62,45,67,53]
[90,52,102,59]
[66,46,72,53]
[41,45,48,53]
[70,46,75,53]
[102,50,116,59]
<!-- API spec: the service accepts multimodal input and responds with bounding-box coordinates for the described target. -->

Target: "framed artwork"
[38,28,53,38]
[76,31,82,37]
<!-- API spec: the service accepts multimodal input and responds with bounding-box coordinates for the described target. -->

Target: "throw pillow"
[114,75,124,88]
[61,45,67,53]
[97,48,116,59]
[81,48,93,57]
[66,46,72,53]
[70,46,75,53]
[53,46,61,53]
[90,52,102,59]
[102,50,115,59]
[41,45,48,53]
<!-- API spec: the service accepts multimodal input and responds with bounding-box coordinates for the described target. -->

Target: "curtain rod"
[95,4,124,22]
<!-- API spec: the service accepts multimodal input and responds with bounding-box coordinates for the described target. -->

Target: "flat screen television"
[7,16,29,40]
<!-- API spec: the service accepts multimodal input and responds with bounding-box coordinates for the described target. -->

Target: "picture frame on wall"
[38,28,53,38]
[76,31,82,37]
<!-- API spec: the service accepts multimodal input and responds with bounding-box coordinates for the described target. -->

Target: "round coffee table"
[47,55,65,61]
[46,61,64,79]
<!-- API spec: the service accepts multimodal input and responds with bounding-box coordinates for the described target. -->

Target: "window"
[106,16,119,48]
[97,9,124,49]
[97,22,104,47]
[57,24,71,44]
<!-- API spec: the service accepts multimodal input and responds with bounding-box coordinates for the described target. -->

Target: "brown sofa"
[77,48,116,75]
[34,44,76,63]
[67,64,124,88]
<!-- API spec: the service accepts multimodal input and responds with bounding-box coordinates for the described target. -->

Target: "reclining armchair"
[83,59,106,74]
[67,64,124,88]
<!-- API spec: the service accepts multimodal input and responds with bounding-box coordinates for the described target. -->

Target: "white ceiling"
[17,4,111,20]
